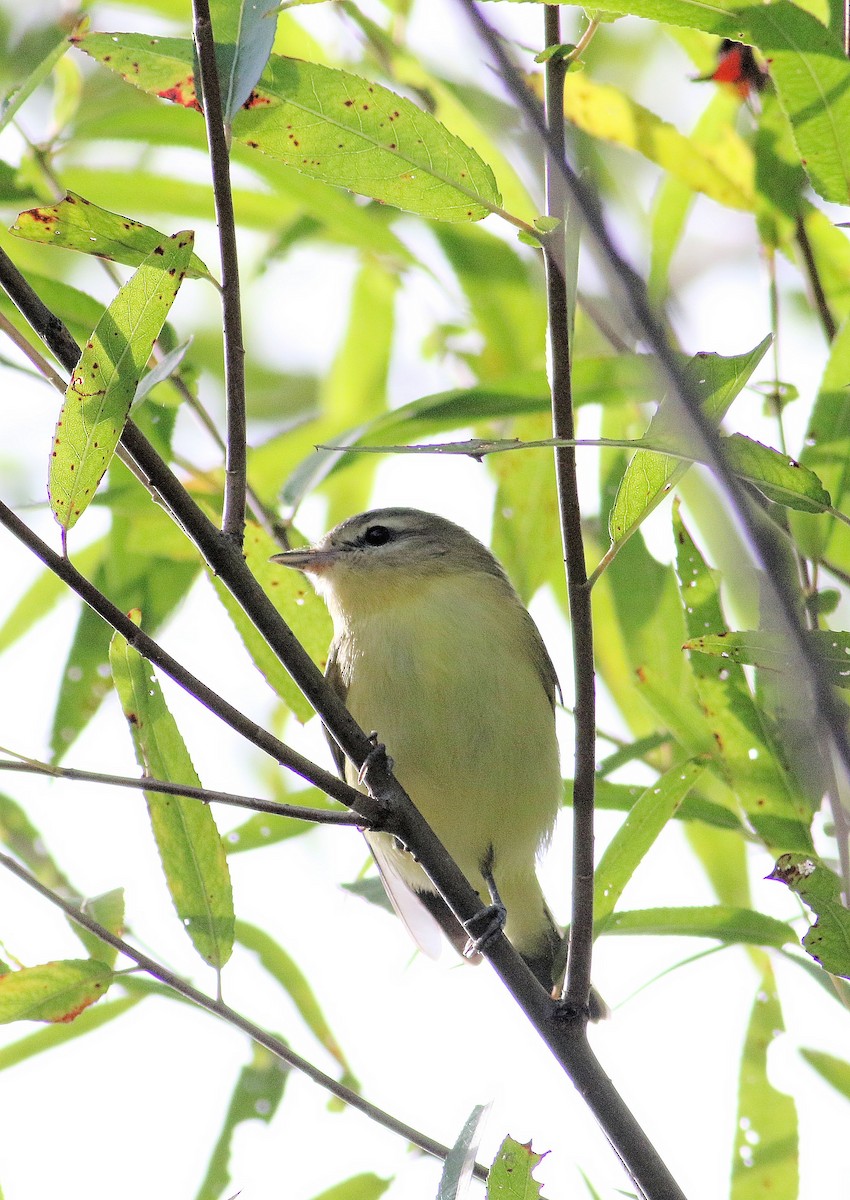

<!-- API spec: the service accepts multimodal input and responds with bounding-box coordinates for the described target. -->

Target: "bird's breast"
[333,574,562,884]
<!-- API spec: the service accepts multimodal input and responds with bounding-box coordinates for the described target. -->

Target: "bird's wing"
[365,833,446,960]
[323,642,348,778]
[325,641,472,963]
[522,607,561,710]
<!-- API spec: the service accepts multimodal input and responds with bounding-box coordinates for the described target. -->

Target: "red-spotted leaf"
[11,192,214,281]
[0,959,112,1024]
[48,230,194,537]
[74,33,501,222]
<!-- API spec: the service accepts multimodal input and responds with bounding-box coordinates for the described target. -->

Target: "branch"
[0,499,373,819]
[192,0,248,543]
[541,6,596,1021]
[0,758,361,827]
[0,849,486,1181]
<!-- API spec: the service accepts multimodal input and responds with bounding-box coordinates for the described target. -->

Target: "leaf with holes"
[48,231,194,537]
[769,853,850,977]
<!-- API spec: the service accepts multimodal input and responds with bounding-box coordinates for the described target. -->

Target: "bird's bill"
[269,547,338,574]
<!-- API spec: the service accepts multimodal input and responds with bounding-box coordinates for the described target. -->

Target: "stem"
[0,850,486,1181]
[542,6,597,1022]
[795,213,837,343]
[192,0,248,544]
[0,758,360,826]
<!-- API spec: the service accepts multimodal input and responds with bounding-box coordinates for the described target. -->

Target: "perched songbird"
[273,508,586,999]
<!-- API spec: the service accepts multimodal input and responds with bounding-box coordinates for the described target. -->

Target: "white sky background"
[1,0,849,1198]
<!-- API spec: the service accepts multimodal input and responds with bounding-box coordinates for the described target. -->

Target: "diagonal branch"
[0,499,372,819]
[0,849,486,1180]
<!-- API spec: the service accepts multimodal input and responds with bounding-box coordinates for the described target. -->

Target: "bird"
[272,507,601,1012]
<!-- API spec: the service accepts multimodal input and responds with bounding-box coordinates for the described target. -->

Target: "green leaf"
[768,853,850,977]
[438,1105,488,1200]
[73,889,125,969]
[799,1048,850,1102]
[320,259,399,526]
[195,1044,289,1200]
[208,0,279,121]
[0,22,74,136]
[11,192,215,282]
[277,355,654,514]
[486,1136,546,1199]
[307,1176,392,1200]
[76,34,502,222]
[0,538,104,654]
[235,55,503,222]
[564,72,753,210]
[723,434,832,512]
[594,759,705,929]
[793,313,850,565]
[223,789,344,853]
[208,520,332,722]
[650,88,745,297]
[743,2,850,207]
[683,629,850,689]
[48,231,195,536]
[674,505,814,851]
[599,906,796,948]
[0,959,112,1024]
[235,921,355,1079]
[608,337,771,545]
[0,792,74,892]
[109,627,234,969]
[0,994,141,1071]
[731,964,798,1199]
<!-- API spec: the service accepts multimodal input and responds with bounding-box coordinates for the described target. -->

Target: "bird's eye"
[363,524,392,546]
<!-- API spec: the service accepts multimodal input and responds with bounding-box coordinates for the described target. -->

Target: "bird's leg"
[462,851,507,958]
[355,733,395,831]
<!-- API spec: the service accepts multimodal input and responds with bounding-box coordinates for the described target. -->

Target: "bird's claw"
[462,901,507,957]
[358,732,394,786]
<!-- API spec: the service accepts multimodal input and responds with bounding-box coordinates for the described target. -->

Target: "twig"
[0,499,373,820]
[795,213,837,343]
[192,0,248,544]
[0,758,360,826]
[0,850,487,1181]
[541,6,597,1023]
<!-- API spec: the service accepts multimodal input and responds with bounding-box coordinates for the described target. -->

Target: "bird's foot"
[358,732,394,786]
[462,900,507,959]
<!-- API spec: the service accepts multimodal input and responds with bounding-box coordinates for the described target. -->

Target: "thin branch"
[0,849,487,1181]
[168,370,286,543]
[795,213,837,343]
[542,5,597,1023]
[192,0,248,544]
[0,312,66,389]
[0,499,374,820]
[0,758,361,826]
